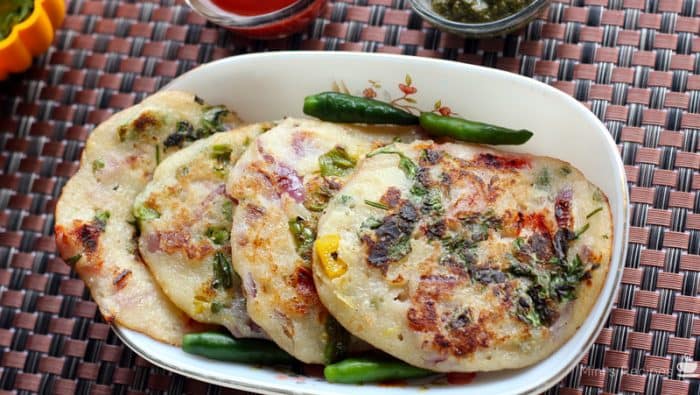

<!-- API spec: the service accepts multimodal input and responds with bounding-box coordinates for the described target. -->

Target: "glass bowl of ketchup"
[185,0,326,39]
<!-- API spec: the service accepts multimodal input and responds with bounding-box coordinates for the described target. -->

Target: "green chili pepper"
[419,112,533,145]
[324,357,434,384]
[182,332,295,364]
[323,316,350,364]
[212,252,233,289]
[303,92,419,125]
[288,217,316,260]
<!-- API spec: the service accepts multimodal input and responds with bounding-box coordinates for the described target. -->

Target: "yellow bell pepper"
[315,234,347,279]
[0,0,65,80]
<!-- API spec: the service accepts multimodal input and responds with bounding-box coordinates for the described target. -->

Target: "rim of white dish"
[111,51,629,395]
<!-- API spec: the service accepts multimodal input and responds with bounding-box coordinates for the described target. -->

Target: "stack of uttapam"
[56,91,612,374]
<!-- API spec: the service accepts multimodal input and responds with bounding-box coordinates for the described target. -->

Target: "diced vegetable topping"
[206,226,229,245]
[319,147,356,177]
[133,204,160,221]
[315,234,347,279]
[92,159,105,173]
[288,217,316,261]
[211,144,233,162]
[366,146,418,179]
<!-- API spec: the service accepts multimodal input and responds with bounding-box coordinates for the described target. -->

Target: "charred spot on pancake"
[133,112,161,132]
[163,121,195,148]
[420,148,442,165]
[527,286,558,326]
[527,232,554,261]
[288,266,320,315]
[408,275,493,357]
[408,299,438,333]
[471,267,507,285]
[77,223,102,253]
[379,187,402,208]
[364,196,419,270]
[447,309,473,330]
[244,204,265,222]
[472,153,530,170]
[118,110,163,141]
[415,167,433,188]
[407,275,458,333]
[553,228,575,261]
[153,230,214,260]
[425,219,447,239]
[437,312,493,357]
[113,269,132,290]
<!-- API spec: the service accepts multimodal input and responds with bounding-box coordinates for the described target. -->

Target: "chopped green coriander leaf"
[535,168,550,188]
[410,184,428,196]
[364,200,389,210]
[513,237,525,250]
[421,189,444,213]
[586,207,603,219]
[398,156,418,179]
[387,235,412,261]
[200,106,229,136]
[574,223,590,239]
[366,146,418,179]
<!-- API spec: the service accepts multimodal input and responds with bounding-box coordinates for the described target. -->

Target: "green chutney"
[432,0,532,23]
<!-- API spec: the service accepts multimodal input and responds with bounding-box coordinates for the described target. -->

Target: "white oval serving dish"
[112,51,628,395]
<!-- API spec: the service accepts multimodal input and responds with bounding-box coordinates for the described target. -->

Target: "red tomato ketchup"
[211,0,297,16]
[207,0,327,39]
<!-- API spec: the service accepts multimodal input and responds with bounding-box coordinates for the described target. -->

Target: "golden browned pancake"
[54,91,241,345]
[313,140,612,371]
[226,118,421,363]
[135,123,270,339]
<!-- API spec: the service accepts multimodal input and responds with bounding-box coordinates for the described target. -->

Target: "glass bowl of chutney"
[409,0,550,37]
[185,0,326,39]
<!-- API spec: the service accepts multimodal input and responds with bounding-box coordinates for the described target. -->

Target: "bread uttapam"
[226,118,421,363]
[55,91,240,344]
[313,140,612,371]
[135,123,271,339]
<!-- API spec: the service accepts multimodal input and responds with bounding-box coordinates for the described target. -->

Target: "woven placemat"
[0,0,698,393]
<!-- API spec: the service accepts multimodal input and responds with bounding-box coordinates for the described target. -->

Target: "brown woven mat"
[0,0,698,393]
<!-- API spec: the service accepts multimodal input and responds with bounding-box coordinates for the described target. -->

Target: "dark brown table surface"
[0,0,698,393]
